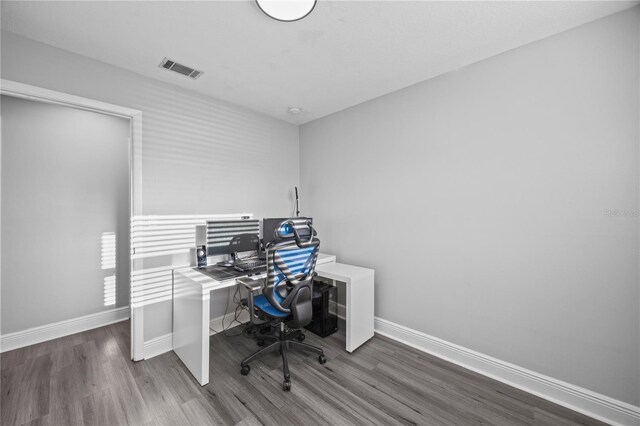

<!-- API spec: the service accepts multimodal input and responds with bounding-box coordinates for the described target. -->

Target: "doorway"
[0,80,143,359]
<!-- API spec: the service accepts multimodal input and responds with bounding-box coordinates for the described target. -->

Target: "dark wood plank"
[1,353,52,425]
[0,319,609,426]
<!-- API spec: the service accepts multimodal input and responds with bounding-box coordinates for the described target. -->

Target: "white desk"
[314,262,375,352]
[172,253,374,386]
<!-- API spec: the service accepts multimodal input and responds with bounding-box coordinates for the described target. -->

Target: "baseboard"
[0,306,130,353]
[209,310,250,335]
[337,303,346,320]
[374,317,640,426]
[143,332,173,359]
[143,310,250,360]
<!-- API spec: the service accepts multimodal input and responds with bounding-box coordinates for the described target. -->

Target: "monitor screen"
[262,217,313,247]
[206,219,260,256]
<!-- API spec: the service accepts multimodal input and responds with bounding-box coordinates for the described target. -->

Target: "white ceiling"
[1,1,637,124]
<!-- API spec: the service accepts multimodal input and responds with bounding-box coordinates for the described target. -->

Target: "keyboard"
[233,259,267,272]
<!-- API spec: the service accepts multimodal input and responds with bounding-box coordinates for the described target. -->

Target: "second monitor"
[207,219,260,260]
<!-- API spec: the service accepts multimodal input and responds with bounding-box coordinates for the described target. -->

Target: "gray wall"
[1,31,299,340]
[1,96,131,333]
[300,8,639,406]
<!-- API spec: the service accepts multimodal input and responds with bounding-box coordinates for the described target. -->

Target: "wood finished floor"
[1,320,606,426]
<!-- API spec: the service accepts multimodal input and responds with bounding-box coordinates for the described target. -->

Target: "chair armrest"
[237,277,263,292]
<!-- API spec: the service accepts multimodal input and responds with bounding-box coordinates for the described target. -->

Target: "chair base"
[240,323,326,391]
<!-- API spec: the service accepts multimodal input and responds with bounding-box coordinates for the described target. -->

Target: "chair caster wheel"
[296,333,305,342]
[260,325,272,334]
[282,380,291,391]
[257,339,265,347]
[318,354,327,364]
[241,365,250,376]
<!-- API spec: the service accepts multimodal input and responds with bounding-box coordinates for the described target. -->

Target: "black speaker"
[196,245,207,268]
[304,281,338,338]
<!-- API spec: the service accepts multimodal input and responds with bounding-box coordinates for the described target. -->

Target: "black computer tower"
[304,281,338,338]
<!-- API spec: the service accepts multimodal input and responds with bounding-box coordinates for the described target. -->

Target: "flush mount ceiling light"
[256,0,317,22]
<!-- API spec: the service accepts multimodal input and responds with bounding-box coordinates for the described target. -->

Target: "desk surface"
[316,262,374,281]
[174,252,337,293]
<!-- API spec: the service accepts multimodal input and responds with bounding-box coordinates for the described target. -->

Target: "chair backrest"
[263,218,320,328]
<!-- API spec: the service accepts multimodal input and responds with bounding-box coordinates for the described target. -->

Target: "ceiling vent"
[159,58,203,79]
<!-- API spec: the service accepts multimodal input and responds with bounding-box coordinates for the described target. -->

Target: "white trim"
[0,307,130,353]
[1,79,144,362]
[374,317,640,426]
[332,302,346,320]
[0,80,141,118]
[131,305,145,361]
[209,310,250,335]
[143,333,173,360]
[143,310,250,360]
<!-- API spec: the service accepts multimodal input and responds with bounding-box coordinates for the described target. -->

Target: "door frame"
[1,79,144,361]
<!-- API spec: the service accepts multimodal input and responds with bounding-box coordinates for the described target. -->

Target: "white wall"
[300,8,639,406]
[1,31,299,341]
[1,96,130,333]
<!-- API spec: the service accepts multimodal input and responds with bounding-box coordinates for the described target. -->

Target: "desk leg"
[173,273,210,386]
[345,272,375,352]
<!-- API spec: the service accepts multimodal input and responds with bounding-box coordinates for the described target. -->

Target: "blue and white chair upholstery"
[239,218,326,391]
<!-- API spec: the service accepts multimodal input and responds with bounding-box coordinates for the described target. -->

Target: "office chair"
[237,218,326,391]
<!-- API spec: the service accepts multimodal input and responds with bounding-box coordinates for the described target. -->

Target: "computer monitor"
[206,219,260,257]
[261,217,313,247]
